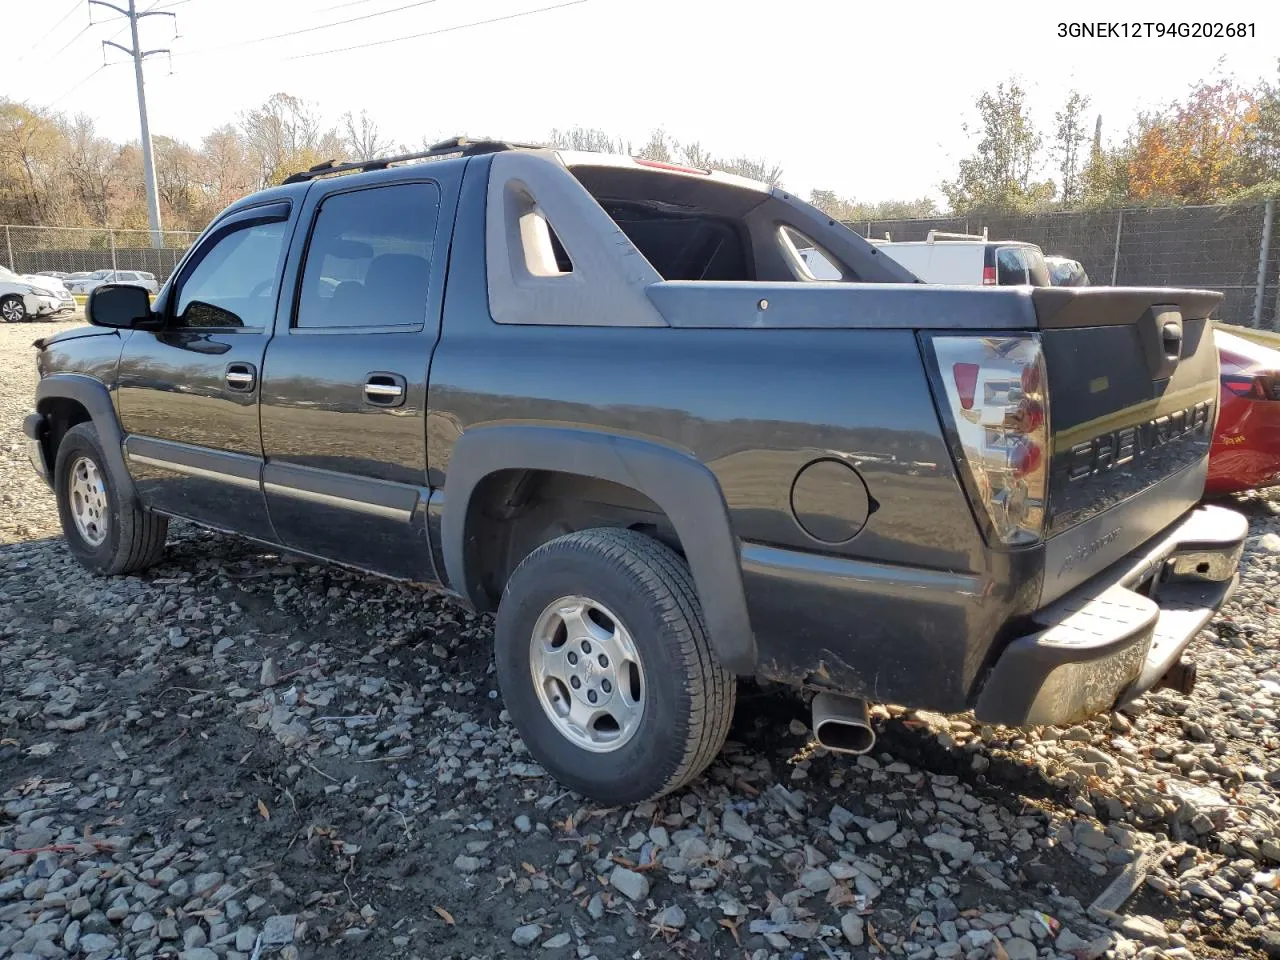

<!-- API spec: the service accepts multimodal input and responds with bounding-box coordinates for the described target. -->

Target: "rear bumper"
[973,503,1245,726]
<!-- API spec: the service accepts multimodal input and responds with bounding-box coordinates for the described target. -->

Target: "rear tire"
[54,423,168,575]
[495,527,735,804]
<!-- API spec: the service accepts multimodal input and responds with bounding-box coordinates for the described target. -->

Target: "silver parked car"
[66,270,159,296]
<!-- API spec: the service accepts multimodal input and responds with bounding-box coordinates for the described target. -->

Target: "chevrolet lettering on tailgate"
[1067,400,1214,482]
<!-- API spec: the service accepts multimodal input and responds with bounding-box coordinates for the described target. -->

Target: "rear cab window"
[598,200,749,281]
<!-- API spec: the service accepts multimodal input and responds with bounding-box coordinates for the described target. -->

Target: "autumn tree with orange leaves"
[1121,79,1258,204]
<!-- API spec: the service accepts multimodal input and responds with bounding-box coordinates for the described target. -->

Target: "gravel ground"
[5,318,1280,960]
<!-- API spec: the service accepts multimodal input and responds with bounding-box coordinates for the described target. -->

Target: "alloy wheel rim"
[2,299,23,321]
[69,456,109,547]
[529,595,646,753]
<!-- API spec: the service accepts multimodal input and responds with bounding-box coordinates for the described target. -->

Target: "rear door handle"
[225,362,256,392]
[364,372,407,407]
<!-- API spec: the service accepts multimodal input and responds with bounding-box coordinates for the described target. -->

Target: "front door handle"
[225,362,256,392]
[364,372,407,407]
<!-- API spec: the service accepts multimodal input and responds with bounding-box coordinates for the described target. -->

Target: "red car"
[1207,329,1280,496]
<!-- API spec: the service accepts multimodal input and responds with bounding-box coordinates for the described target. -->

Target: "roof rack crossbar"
[281,136,544,184]
[925,228,989,243]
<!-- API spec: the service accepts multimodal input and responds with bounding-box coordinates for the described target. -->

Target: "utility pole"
[90,0,176,249]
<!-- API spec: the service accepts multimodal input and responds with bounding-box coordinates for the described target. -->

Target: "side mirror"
[87,284,155,329]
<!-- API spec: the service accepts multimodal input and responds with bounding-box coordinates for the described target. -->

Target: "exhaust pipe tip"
[811,693,876,755]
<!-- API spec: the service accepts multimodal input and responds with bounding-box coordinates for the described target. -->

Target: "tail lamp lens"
[982,265,997,285]
[929,334,1050,546]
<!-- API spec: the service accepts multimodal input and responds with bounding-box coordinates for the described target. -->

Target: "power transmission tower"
[90,0,176,249]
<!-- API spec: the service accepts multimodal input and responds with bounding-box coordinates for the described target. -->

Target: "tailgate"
[1035,287,1222,604]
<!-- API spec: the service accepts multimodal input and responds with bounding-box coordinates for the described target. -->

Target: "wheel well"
[462,469,684,611]
[37,397,92,470]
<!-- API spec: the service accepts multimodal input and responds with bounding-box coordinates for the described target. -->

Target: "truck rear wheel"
[54,423,168,576]
[494,527,735,804]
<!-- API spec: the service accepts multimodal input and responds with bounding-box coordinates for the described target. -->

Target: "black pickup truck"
[24,138,1246,804]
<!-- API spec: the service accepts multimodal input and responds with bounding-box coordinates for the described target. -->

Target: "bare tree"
[199,124,258,214]
[153,135,201,226]
[545,126,631,154]
[670,139,781,184]
[714,155,783,186]
[808,189,939,220]
[677,140,714,169]
[63,114,121,226]
[239,93,345,186]
[342,109,394,160]
[0,100,65,224]
[636,129,674,162]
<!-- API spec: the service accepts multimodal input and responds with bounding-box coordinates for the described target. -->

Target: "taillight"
[982,265,997,285]
[952,363,979,410]
[1222,373,1280,400]
[928,334,1050,546]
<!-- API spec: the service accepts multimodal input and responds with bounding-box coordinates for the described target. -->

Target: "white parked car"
[798,231,1051,287]
[1,265,75,322]
[24,273,76,314]
[877,232,1051,287]
[66,269,160,296]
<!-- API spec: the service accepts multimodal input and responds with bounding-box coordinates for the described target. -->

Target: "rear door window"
[295,183,440,330]
[995,247,1029,286]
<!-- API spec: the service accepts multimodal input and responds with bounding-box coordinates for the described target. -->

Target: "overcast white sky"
[7,0,1279,203]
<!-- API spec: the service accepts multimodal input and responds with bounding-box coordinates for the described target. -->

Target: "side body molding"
[440,425,758,673]
[35,373,138,505]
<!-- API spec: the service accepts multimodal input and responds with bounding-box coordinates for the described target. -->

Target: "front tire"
[495,528,735,804]
[1,295,27,323]
[54,423,168,575]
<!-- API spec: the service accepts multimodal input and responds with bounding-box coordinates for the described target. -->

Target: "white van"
[799,231,1051,287]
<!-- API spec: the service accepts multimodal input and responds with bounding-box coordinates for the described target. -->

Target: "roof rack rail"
[925,228,988,243]
[281,136,544,185]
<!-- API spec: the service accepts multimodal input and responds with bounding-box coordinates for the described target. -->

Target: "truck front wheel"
[54,423,168,575]
[494,527,735,804]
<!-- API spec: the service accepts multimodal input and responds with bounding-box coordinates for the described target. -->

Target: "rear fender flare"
[35,373,139,506]
[440,425,757,674]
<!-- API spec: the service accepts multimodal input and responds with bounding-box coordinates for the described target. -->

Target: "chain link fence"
[5,201,1280,327]
[850,200,1280,329]
[2,225,201,284]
